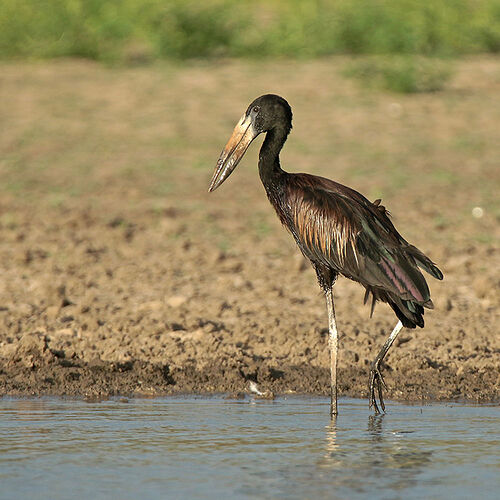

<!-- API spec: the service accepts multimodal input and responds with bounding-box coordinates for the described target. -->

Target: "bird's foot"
[368,361,388,415]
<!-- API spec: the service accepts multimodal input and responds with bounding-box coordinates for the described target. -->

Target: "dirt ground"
[0,58,498,404]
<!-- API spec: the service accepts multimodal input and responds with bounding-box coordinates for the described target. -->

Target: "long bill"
[208,113,258,192]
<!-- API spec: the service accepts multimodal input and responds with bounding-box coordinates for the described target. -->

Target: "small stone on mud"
[53,328,74,337]
[9,333,49,368]
[14,303,32,316]
[167,296,187,308]
[396,336,412,347]
[139,300,164,311]
[46,306,60,320]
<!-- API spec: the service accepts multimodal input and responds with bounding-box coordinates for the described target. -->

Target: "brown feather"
[272,173,442,328]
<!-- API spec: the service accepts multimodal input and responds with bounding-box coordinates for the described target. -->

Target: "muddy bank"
[1,327,497,402]
[0,199,497,402]
[0,59,498,402]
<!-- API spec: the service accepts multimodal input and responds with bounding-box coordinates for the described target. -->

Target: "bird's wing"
[287,174,438,304]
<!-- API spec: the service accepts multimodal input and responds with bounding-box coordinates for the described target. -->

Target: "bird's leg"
[325,288,338,417]
[369,320,403,414]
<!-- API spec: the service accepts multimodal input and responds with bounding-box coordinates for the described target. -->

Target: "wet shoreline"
[1,338,497,403]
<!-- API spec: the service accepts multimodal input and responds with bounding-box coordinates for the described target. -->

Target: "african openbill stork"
[209,94,443,415]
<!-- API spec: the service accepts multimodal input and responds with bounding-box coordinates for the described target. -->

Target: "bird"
[208,94,443,416]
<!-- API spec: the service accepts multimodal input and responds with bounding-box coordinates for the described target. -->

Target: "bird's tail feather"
[365,287,425,329]
[387,294,424,329]
[407,245,444,280]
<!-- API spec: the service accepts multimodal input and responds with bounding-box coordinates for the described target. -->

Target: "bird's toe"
[369,363,387,414]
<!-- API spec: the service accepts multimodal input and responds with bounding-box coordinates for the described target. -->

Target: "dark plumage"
[284,173,443,328]
[209,94,442,415]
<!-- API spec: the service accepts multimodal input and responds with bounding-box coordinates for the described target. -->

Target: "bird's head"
[208,94,292,192]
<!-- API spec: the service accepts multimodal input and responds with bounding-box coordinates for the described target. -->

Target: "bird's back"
[275,172,443,328]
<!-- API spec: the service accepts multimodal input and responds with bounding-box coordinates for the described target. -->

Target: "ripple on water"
[0,396,498,500]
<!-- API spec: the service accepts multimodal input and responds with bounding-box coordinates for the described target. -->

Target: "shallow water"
[0,396,498,500]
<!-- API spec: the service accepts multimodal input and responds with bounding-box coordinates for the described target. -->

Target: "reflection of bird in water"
[322,417,339,466]
[368,414,385,443]
[367,414,433,475]
[209,94,443,415]
[321,411,432,486]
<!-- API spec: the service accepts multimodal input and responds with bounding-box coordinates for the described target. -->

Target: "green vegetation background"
[1,0,500,62]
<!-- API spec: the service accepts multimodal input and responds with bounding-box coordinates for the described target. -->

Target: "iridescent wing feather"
[285,174,442,326]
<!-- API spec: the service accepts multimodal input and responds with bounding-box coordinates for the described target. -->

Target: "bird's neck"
[258,126,289,187]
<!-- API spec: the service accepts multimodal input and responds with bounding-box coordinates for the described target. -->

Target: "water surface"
[0,396,498,499]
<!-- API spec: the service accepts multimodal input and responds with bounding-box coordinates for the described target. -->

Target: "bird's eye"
[252,106,260,113]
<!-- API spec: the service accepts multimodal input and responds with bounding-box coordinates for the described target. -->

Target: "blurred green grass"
[1,0,500,63]
[343,56,453,93]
